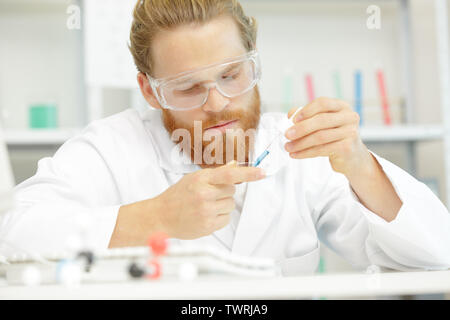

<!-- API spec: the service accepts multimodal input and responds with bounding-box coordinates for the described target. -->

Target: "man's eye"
[178,84,201,94]
[222,71,240,80]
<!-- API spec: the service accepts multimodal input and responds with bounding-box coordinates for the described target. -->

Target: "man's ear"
[137,72,162,110]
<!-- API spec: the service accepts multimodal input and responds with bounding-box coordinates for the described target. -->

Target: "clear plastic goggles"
[147,50,261,111]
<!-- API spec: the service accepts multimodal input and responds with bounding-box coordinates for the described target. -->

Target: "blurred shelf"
[5,129,81,146]
[360,125,444,143]
[4,125,444,146]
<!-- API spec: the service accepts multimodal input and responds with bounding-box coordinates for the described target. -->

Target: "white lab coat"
[1,108,450,276]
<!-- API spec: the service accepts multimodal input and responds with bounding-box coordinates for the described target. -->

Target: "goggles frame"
[146,50,261,111]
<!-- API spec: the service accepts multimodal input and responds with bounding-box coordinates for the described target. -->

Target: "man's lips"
[205,120,238,131]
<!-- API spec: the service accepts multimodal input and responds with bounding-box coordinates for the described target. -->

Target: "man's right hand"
[154,161,266,239]
[109,161,266,248]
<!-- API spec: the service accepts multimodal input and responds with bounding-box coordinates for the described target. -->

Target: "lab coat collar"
[141,109,200,174]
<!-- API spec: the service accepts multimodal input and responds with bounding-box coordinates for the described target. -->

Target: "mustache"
[200,110,244,130]
[161,107,245,133]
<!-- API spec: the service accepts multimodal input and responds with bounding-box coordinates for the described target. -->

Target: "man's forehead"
[151,16,247,79]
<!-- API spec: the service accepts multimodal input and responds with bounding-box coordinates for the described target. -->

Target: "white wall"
[412,0,449,205]
[0,1,84,130]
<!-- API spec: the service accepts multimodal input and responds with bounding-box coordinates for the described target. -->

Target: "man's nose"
[202,86,230,113]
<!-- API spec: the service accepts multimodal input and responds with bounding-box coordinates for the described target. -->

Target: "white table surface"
[1,270,450,300]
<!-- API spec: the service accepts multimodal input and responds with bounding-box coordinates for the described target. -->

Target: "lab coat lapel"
[231,114,291,256]
[142,109,237,248]
[141,109,199,175]
[231,174,280,256]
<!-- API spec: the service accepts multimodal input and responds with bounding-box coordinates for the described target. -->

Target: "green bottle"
[29,104,58,129]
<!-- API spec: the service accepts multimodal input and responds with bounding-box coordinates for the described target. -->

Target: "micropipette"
[253,107,303,167]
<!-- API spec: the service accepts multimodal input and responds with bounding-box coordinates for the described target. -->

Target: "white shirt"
[1,108,450,276]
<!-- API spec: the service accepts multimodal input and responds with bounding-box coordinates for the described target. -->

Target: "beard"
[162,87,261,167]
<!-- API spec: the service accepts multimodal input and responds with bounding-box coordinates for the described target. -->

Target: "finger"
[210,165,265,185]
[213,184,236,199]
[294,98,350,123]
[285,125,357,154]
[213,214,231,231]
[214,198,236,215]
[287,106,302,119]
[285,111,358,141]
[289,138,353,160]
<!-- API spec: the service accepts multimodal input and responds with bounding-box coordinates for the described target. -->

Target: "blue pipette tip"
[253,150,270,167]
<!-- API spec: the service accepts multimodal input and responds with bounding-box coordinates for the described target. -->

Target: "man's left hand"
[284,97,373,177]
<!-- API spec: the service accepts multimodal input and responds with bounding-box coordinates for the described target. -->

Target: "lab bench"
[1,269,449,300]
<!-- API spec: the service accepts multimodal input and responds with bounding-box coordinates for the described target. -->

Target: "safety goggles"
[146,50,261,111]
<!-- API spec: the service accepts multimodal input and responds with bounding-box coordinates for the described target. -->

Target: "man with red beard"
[1,0,449,274]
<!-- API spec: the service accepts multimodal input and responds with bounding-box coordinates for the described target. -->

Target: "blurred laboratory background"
[1,0,449,276]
